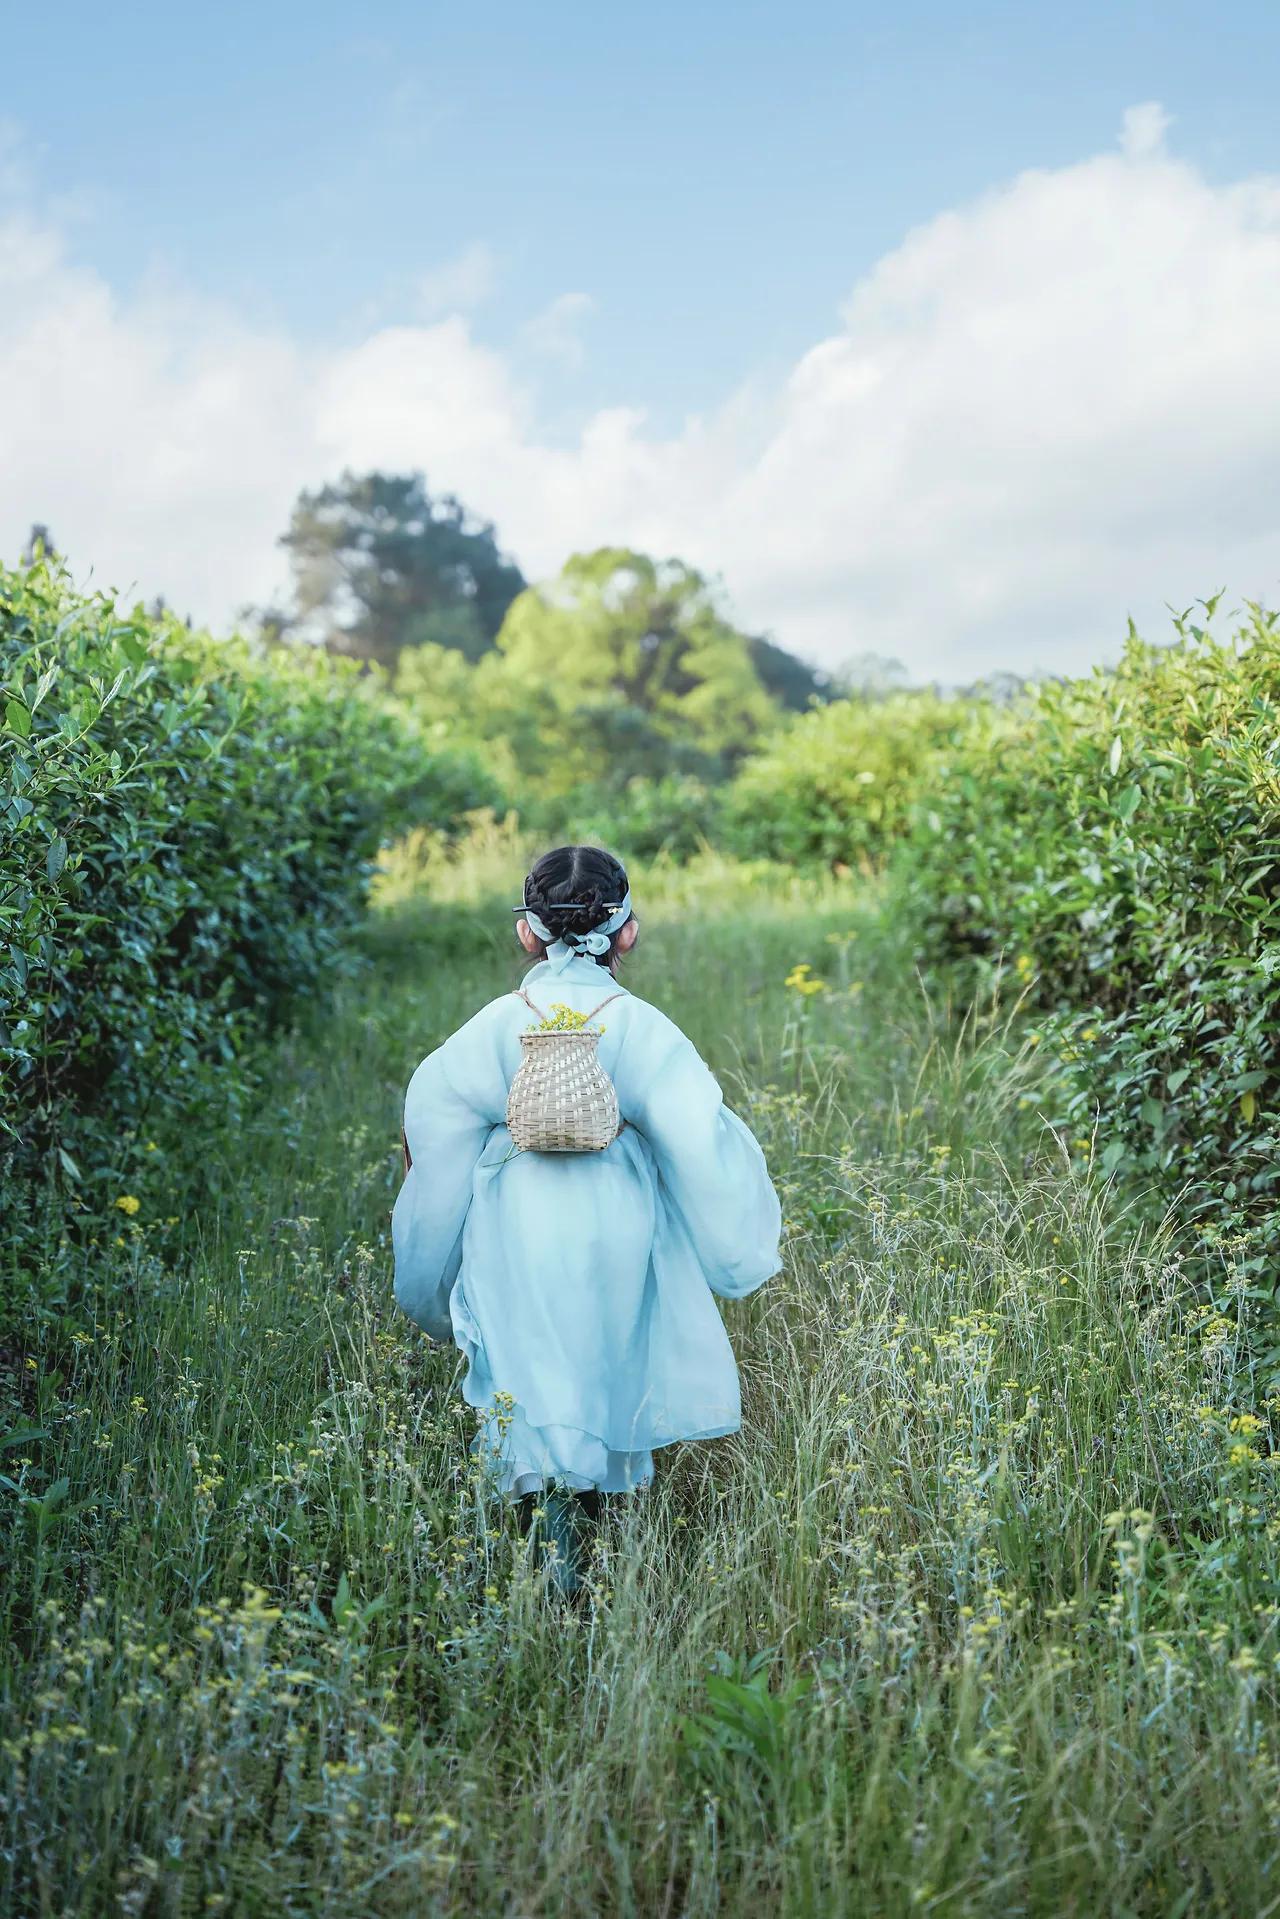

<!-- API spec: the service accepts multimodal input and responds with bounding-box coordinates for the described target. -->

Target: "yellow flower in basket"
[533,1001,607,1034]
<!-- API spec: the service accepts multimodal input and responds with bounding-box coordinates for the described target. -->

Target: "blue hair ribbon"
[518,890,633,972]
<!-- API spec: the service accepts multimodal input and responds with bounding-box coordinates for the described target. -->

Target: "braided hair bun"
[522,844,632,965]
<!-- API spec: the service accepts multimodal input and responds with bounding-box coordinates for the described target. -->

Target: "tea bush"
[722,689,971,871]
[1,559,496,1211]
[898,600,1280,1315]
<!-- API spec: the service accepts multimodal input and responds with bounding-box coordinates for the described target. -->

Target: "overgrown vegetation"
[3,860,1278,1914]
[0,558,495,1249]
[703,597,1280,1341]
[4,493,1278,1910]
[895,600,1280,1331]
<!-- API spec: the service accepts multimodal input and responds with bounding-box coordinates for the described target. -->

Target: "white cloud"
[520,291,595,367]
[1120,101,1173,159]
[414,241,497,319]
[1,105,1278,680]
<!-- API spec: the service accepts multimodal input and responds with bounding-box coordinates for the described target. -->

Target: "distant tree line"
[18,471,947,794]
[242,468,853,791]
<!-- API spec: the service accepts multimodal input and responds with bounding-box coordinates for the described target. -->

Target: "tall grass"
[2,854,1277,1915]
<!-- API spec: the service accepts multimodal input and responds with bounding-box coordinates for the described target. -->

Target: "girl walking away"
[391,844,782,1596]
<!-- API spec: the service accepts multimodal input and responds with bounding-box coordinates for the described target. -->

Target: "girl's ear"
[515,916,541,956]
[617,917,639,953]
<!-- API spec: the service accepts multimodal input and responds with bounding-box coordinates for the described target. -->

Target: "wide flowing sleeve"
[391,1008,506,1341]
[627,1009,782,1300]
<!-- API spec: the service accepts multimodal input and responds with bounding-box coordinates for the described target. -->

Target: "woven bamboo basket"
[506,1029,620,1152]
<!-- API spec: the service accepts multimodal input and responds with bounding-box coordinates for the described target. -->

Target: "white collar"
[529,941,627,985]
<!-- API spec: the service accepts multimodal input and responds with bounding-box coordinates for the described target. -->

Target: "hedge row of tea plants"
[1,559,496,1221]
[897,601,1280,1316]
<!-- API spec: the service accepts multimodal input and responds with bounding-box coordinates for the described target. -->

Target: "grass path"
[3,861,1279,1916]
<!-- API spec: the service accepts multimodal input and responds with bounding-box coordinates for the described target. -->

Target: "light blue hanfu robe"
[391,941,782,1497]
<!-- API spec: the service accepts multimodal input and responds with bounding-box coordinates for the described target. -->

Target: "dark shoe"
[540,1488,589,1599]
[511,1486,603,1599]
[515,1491,541,1539]
[519,1486,604,1599]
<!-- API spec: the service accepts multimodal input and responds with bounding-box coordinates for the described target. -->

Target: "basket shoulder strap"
[514,986,621,1023]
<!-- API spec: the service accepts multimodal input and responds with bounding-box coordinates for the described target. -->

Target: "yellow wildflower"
[115,1194,141,1216]
[784,963,828,997]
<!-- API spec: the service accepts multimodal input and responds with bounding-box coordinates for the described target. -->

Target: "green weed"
[1,858,1277,1915]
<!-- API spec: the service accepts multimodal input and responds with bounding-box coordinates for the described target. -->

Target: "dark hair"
[521,844,633,972]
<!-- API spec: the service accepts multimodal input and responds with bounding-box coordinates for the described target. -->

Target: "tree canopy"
[394,547,785,793]
[747,632,834,710]
[492,549,779,786]
[275,470,525,669]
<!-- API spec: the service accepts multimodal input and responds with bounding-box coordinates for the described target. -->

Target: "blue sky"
[3,2,1279,677]
[12,0,1278,429]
